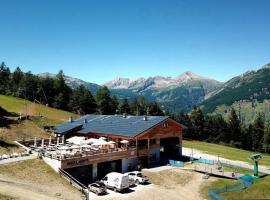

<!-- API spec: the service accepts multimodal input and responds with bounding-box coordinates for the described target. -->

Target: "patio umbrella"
[81,144,91,148]
[58,146,69,150]
[70,145,79,149]
[120,140,129,144]
[66,136,86,145]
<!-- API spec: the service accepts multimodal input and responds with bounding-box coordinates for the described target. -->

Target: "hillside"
[38,72,100,94]
[0,95,78,125]
[0,95,78,154]
[213,100,270,124]
[201,64,270,113]
[40,71,221,112]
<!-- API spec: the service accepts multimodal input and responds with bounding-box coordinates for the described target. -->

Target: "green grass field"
[201,176,270,200]
[183,140,270,167]
[0,95,78,125]
[0,95,79,154]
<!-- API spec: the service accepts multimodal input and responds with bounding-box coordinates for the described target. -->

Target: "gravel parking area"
[87,166,208,200]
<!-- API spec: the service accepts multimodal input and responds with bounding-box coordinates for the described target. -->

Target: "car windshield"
[97,182,105,187]
[137,173,143,177]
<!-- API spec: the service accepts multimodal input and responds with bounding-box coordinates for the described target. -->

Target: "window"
[163,122,169,128]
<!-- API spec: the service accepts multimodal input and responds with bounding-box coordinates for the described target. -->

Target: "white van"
[101,172,129,192]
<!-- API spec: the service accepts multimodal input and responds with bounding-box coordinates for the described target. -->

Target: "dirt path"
[0,175,82,200]
[90,166,208,200]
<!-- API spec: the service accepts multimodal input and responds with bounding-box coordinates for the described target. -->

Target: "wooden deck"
[59,148,137,169]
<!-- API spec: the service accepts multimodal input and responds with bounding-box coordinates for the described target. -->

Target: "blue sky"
[0,0,270,84]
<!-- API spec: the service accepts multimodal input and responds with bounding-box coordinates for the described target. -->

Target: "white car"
[124,173,136,186]
[100,172,129,192]
[126,171,149,184]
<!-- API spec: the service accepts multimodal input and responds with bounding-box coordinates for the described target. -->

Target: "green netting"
[208,175,255,200]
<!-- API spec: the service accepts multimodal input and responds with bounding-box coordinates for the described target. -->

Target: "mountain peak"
[262,63,270,69]
[176,71,205,82]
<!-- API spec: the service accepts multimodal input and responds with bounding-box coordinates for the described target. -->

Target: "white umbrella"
[85,138,108,145]
[107,141,116,144]
[66,136,86,145]
[58,146,69,150]
[120,140,129,144]
[81,144,91,148]
[2,154,8,159]
[70,145,79,149]
[13,153,19,157]
[99,137,106,140]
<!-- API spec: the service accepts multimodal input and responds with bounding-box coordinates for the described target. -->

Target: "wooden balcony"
[137,148,148,157]
[60,148,137,169]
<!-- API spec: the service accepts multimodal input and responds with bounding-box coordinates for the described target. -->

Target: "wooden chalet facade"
[53,114,185,182]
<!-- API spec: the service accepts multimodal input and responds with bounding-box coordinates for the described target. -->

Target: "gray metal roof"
[53,115,169,137]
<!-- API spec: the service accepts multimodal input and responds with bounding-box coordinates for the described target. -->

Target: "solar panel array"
[53,114,168,137]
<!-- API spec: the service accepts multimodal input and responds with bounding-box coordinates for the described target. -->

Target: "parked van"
[101,172,129,192]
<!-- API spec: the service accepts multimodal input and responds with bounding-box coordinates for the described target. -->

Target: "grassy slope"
[0,120,52,154]
[0,95,78,154]
[0,194,16,200]
[0,95,78,125]
[0,159,81,199]
[201,176,270,200]
[183,140,270,167]
[214,100,270,124]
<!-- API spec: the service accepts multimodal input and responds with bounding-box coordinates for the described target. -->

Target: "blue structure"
[54,114,169,137]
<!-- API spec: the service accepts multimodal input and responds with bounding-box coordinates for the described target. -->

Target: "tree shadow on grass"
[0,140,17,148]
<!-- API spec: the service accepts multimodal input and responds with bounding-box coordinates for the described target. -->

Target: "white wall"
[43,157,61,172]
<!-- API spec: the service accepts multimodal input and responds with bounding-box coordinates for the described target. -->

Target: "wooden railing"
[60,147,137,169]
[59,168,89,199]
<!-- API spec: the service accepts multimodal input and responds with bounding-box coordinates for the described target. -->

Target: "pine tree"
[20,71,39,101]
[190,106,205,140]
[95,86,113,114]
[242,125,253,150]
[263,125,270,153]
[53,70,71,109]
[110,95,119,114]
[70,85,97,114]
[228,108,241,145]
[252,113,265,151]
[131,95,147,115]
[11,67,24,97]
[0,62,11,94]
[148,102,164,116]
[119,98,131,114]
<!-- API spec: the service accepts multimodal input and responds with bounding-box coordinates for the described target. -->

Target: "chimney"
[69,116,73,122]
[143,115,148,121]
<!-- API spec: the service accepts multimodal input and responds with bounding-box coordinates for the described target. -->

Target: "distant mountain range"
[39,72,100,93]
[39,71,222,112]
[201,63,270,113]
[39,63,270,114]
